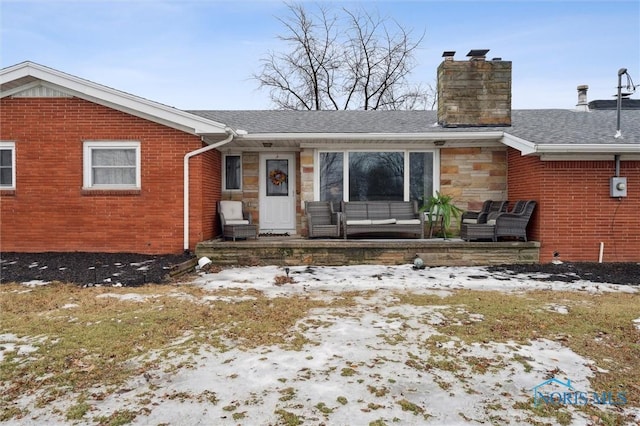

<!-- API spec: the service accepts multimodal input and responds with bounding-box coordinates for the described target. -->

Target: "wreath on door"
[269,169,288,186]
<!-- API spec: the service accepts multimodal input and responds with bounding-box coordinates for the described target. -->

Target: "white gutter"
[502,132,640,155]
[183,128,244,252]
[240,131,505,141]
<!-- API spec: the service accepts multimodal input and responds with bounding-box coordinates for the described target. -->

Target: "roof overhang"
[0,62,230,136]
[502,132,640,156]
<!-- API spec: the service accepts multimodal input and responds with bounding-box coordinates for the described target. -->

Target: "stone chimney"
[437,49,512,127]
[575,85,589,111]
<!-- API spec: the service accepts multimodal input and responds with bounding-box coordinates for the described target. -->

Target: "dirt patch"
[0,252,193,286]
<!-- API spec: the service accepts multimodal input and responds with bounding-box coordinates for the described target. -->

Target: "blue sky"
[1,0,639,110]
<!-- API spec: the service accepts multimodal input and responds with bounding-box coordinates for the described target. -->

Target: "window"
[409,152,434,209]
[349,152,404,201]
[318,150,435,204]
[0,142,16,189]
[319,152,343,202]
[223,154,242,190]
[83,141,140,189]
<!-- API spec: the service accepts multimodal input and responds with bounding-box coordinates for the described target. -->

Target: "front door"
[259,153,296,234]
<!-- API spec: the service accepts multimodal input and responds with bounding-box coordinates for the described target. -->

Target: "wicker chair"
[494,200,536,241]
[461,200,508,224]
[218,201,257,241]
[461,200,536,242]
[305,201,341,238]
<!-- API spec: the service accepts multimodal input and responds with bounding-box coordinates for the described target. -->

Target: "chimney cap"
[467,49,490,58]
[442,51,456,57]
[577,84,589,91]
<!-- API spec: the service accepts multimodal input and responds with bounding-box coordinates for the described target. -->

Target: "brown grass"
[0,282,330,418]
[396,289,640,421]
[1,282,638,424]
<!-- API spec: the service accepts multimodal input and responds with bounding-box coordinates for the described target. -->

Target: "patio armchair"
[461,200,508,224]
[461,200,536,242]
[218,201,257,241]
[493,200,537,242]
[305,201,341,238]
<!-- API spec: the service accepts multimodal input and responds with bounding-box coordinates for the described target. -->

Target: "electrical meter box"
[610,177,627,197]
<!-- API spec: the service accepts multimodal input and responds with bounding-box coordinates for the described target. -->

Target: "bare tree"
[255,3,434,110]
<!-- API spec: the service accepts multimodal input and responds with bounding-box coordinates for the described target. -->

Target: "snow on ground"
[6,264,640,425]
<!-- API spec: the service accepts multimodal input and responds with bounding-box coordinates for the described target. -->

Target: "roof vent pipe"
[576,85,589,112]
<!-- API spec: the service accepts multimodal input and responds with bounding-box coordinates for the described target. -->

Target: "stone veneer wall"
[300,148,315,236]
[437,58,512,127]
[440,147,507,232]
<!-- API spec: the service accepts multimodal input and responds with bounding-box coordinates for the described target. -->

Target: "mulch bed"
[1,252,638,287]
[488,262,640,286]
[0,252,194,287]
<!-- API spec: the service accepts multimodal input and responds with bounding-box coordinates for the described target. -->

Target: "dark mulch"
[0,252,194,287]
[488,262,640,286]
[1,252,638,287]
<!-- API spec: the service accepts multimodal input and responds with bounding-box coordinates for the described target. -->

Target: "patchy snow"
[20,280,50,287]
[60,303,79,309]
[0,334,42,362]
[6,265,640,425]
[96,293,158,303]
[192,264,638,297]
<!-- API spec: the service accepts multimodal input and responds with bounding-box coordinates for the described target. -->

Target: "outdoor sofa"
[341,200,424,239]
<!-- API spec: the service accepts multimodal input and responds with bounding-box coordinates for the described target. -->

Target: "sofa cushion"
[396,219,421,225]
[371,218,396,225]
[346,219,372,225]
[220,201,244,220]
[226,219,250,225]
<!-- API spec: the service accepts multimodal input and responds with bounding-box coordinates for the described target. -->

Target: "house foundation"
[195,238,540,267]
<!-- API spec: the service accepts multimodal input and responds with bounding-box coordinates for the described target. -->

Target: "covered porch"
[195,237,540,267]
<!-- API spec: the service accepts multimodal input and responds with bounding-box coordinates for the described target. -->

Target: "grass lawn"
[1,269,639,425]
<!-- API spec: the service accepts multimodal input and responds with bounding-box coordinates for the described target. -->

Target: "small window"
[224,154,242,190]
[83,141,140,189]
[0,142,16,189]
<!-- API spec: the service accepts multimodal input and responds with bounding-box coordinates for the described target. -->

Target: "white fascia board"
[540,153,640,161]
[501,133,538,155]
[535,143,640,154]
[502,132,640,156]
[241,131,505,142]
[1,62,228,136]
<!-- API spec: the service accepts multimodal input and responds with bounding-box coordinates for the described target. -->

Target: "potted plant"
[422,191,463,238]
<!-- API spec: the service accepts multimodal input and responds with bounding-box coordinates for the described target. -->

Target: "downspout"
[183,127,238,253]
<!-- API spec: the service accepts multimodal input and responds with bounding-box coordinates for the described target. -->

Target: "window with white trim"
[318,150,435,208]
[0,142,16,189]
[223,154,242,190]
[83,141,141,189]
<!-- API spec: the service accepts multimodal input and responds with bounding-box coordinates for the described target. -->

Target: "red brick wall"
[0,97,220,254]
[508,148,640,263]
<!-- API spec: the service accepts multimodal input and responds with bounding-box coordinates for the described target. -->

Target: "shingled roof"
[188,109,640,147]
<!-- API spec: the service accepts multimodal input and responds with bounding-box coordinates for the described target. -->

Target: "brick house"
[1,56,639,263]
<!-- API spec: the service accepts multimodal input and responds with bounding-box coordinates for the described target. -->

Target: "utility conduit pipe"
[183,127,242,252]
[598,242,605,263]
